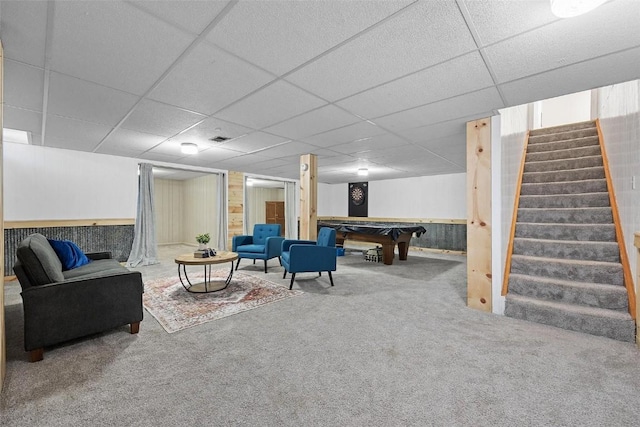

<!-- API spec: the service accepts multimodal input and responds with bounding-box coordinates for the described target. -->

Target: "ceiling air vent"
[209,136,230,143]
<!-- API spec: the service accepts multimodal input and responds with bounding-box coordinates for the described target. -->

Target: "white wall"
[317,174,466,219]
[496,105,529,315]
[3,143,138,220]
[598,80,640,284]
[182,174,219,247]
[540,90,591,128]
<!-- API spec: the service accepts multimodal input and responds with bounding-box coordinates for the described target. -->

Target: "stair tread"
[513,237,618,246]
[517,222,614,227]
[509,273,628,292]
[521,178,606,186]
[526,155,602,165]
[520,191,608,198]
[511,253,622,267]
[518,207,610,212]
[523,166,603,175]
[506,294,632,320]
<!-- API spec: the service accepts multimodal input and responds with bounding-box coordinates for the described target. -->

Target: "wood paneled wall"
[300,154,317,240]
[154,179,183,244]
[227,171,244,248]
[246,187,284,230]
[154,175,219,246]
[182,174,218,246]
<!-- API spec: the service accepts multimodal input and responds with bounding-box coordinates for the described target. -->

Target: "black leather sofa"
[13,233,144,362]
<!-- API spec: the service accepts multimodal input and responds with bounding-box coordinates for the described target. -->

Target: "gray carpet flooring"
[2,244,640,426]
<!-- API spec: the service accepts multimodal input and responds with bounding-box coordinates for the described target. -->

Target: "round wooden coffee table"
[175,251,239,293]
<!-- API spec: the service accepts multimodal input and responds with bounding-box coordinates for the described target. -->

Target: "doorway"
[266,201,285,236]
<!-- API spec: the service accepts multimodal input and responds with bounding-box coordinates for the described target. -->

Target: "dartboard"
[350,185,365,206]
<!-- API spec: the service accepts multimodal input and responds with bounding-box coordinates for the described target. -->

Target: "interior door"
[266,201,285,236]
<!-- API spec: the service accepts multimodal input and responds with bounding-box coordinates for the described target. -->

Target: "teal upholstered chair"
[232,224,284,273]
[281,227,337,290]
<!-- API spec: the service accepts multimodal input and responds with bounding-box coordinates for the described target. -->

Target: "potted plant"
[196,233,210,250]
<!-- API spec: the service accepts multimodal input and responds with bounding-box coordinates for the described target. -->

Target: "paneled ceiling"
[1,0,639,184]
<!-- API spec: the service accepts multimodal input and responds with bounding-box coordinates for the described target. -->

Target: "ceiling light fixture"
[180,142,198,155]
[357,168,369,177]
[550,0,608,18]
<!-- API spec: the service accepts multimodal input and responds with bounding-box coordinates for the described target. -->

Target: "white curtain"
[284,181,297,239]
[126,163,159,267]
[217,172,227,250]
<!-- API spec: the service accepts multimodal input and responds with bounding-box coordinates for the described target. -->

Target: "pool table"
[319,222,427,265]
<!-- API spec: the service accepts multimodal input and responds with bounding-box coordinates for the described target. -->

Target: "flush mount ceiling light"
[357,168,369,177]
[180,142,198,155]
[550,0,608,18]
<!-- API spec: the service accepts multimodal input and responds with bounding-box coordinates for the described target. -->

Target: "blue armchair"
[281,227,337,290]
[232,224,284,273]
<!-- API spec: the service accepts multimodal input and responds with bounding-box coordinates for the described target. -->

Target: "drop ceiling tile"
[249,158,291,172]
[257,141,325,159]
[221,132,290,154]
[149,42,275,115]
[462,0,557,46]
[215,80,327,130]
[101,128,166,153]
[4,60,44,112]
[0,0,47,67]
[337,52,495,119]
[95,145,146,158]
[177,117,253,145]
[374,87,504,132]
[397,120,467,143]
[264,105,361,140]
[500,46,640,107]
[355,144,430,162]
[121,99,206,137]
[47,72,139,126]
[215,154,275,168]
[207,0,413,75]
[50,1,196,95]
[3,106,42,136]
[144,140,203,157]
[285,1,476,101]
[485,0,640,83]
[139,151,183,163]
[131,1,228,36]
[301,121,386,147]
[326,133,409,155]
[44,115,112,152]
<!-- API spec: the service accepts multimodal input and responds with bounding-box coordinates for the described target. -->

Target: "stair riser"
[504,296,635,342]
[529,121,596,136]
[526,145,601,162]
[519,193,610,209]
[522,167,605,183]
[526,137,599,153]
[520,180,608,195]
[529,128,598,143]
[515,223,616,241]
[508,275,628,311]
[517,208,613,224]
[510,257,624,285]
[512,239,620,262]
[524,156,603,173]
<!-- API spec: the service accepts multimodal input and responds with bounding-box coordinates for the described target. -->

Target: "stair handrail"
[501,131,531,296]
[596,119,636,319]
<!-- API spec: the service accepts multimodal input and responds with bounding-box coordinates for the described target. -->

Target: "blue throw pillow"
[48,239,91,271]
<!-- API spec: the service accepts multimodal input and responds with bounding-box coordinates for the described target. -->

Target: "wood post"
[227,171,244,249]
[299,154,317,241]
[467,118,492,312]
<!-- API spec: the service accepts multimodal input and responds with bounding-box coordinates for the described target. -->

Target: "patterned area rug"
[143,271,302,333]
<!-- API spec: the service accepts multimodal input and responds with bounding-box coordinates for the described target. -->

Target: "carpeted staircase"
[504,120,635,342]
